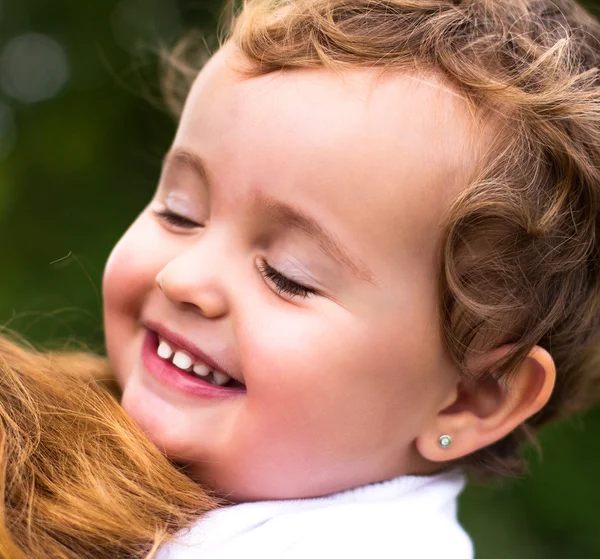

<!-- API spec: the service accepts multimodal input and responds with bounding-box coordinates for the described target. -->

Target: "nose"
[155,236,230,318]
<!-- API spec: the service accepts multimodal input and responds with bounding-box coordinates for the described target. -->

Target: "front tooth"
[172,351,193,370]
[212,371,231,386]
[157,341,173,360]
[192,364,210,377]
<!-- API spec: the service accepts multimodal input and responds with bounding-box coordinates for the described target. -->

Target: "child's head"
[103,0,600,501]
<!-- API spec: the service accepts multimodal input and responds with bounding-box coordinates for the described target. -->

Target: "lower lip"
[141,330,246,399]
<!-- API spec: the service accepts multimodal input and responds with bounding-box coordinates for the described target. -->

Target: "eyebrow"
[163,148,377,285]
[163,148,211,186]
[254,197,376,285]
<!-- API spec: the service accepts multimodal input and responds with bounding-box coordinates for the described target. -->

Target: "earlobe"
[416,345,556,463]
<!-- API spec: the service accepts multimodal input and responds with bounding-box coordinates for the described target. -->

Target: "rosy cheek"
[103,216,164,382]
[103,215,167,307]
[104,241,150,313]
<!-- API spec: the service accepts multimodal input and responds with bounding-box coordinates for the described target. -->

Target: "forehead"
[176,47,482,280]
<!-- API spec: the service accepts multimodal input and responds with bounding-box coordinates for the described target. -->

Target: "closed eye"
[258,261,316,299]
[154,209,201,229]
[154,209,316,299]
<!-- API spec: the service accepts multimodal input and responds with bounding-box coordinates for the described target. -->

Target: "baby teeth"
[156,338,234,386]
[157,341,173,360]
[213,371,231,386]
[172,351,193,370]
[192,364,210,377]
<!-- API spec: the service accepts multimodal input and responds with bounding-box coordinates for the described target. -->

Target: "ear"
[415,345,556,462]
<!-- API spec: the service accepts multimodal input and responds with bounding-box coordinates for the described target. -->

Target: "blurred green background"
[1,1,600,557]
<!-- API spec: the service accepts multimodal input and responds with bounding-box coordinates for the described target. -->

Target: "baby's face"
[103,46,478,501]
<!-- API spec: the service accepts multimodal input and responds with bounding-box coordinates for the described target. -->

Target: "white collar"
[170,470,466,546]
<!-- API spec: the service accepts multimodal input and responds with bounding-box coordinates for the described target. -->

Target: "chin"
[121,387,186,455]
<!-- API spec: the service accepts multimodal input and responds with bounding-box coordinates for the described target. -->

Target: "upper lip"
[145,320,243,384]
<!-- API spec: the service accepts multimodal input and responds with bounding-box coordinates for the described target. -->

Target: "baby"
[102,0,600,557]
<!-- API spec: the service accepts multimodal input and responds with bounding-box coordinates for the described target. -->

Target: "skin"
[103,46,489,502]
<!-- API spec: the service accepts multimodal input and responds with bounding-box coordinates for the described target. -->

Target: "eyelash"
[258,261,316,299]
[155,209,200,228]
[155,209,316,299]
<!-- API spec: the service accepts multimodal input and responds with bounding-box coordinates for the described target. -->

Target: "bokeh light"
[0,33,69,104]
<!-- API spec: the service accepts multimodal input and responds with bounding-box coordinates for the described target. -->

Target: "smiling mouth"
[148,330,246,390]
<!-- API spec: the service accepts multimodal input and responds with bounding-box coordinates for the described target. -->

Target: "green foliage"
[0,0,220,346]
[1,1,600,557]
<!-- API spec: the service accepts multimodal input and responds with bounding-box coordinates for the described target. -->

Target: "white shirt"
[157,471,473,558]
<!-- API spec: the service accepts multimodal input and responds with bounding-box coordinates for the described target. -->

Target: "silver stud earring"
[438,435,452,449]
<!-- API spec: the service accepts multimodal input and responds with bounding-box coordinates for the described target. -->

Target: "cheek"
[240,306,431,441]
[102,215,162,381]
[243,291,451,441]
